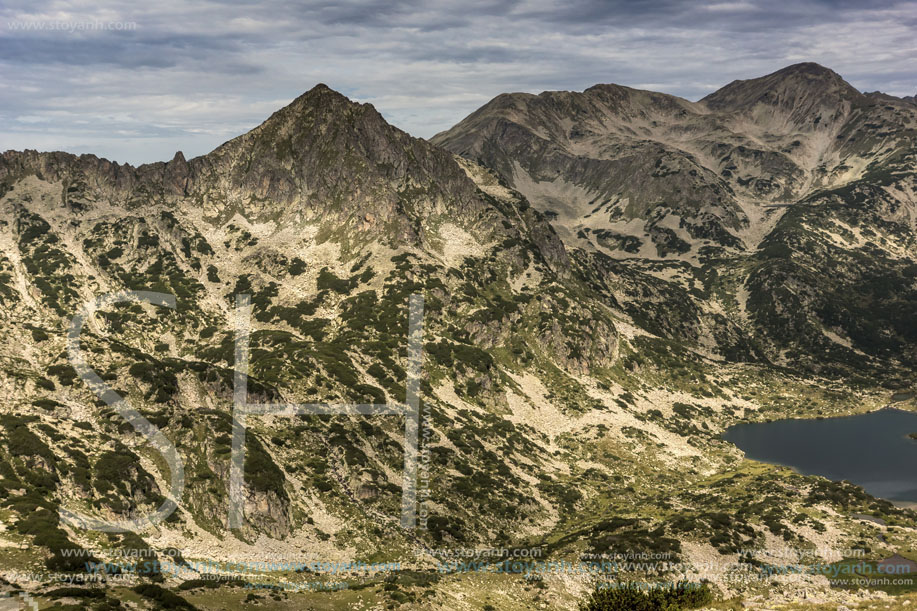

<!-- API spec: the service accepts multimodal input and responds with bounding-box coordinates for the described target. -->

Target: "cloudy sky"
[1,0,915,165]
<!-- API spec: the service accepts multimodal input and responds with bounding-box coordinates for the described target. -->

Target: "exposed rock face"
[700,62,865,118]
[237,488,290,540]
[1,85,570,273]
[189,85,490,231]
[0,81,594,556]
[435,62,917,370]
[432,63,917,263]
[433,82,748,254]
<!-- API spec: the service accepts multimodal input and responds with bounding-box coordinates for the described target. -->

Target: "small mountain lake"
[722,408,917,504]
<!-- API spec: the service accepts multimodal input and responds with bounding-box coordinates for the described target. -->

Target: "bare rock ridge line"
[432,61,917,259]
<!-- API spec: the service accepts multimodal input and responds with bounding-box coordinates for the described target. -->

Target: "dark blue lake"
[722,409,917,503]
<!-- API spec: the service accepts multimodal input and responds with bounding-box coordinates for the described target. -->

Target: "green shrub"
[128,360,179,403]
[46,587,105,599]
[11,503,95,571]
[32,398,62,410]
[244,435,286,498]
[178,576,245,590]
[1,417,54,460]
[579,581,713,611]
[47,364,78,386]
[289,257,307,276]
[317,267,350,294]
[132,584,197,609]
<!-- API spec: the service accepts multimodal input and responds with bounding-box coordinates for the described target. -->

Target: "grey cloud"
[0,0,914,164]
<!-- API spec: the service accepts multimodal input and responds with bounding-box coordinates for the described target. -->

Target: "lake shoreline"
[723,409,917,506]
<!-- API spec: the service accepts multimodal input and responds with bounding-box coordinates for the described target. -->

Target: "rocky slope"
[434,62,917,374]
[433,63,914,252]
[0,68,915,610]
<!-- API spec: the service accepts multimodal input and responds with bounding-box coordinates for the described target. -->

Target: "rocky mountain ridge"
[435,62,917,374]
[433,63,917,259]
[0,64,915,609]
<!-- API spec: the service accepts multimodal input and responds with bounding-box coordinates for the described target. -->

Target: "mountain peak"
[272,83,366,122]
[205,83,381,164]
[289,82,349,105]
[776,62,839,77]
[701,62,864,113]
[189,82,513,239]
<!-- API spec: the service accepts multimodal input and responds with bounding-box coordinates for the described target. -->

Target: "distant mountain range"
[435,62,917,373]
